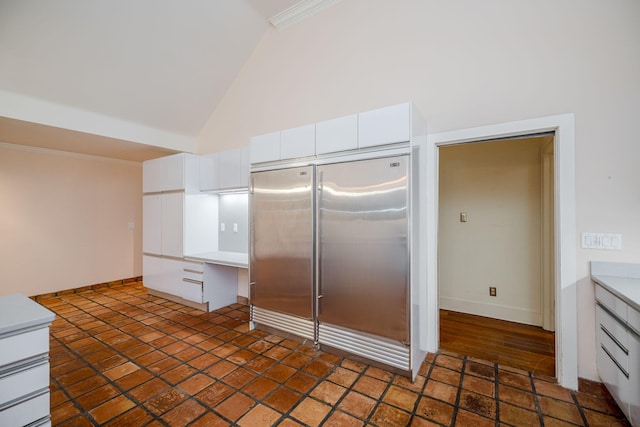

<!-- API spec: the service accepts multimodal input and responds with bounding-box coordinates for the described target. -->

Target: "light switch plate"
[220,223,225,232]
[581,232,622,250]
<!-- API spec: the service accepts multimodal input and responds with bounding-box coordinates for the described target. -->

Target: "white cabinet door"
[219,147,249,189]
[163,153,186,191]
[143,157,164,193]
[199,153,219,191]
[161,192,184,258]
[316,114,358,154]
[142,195,162,255]
[143,255,163,292]
[250,131,280,164]
[280,124,316,160]
[358,102,411,148]
[162,257,184,296]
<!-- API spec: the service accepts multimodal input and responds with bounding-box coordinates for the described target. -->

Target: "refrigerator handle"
[316,170,323,316]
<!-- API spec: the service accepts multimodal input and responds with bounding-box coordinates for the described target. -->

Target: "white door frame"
[423,113,577,390]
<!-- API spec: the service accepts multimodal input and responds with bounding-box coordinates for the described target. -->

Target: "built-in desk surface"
[185,251,248,268]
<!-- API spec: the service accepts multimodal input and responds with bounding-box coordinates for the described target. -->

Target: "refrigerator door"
[318,155,409,342]
[250,166,314,319]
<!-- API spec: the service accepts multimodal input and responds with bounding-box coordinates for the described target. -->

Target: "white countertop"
[0,294,56,337]
[185,251,248,268]
[591,262,640,312]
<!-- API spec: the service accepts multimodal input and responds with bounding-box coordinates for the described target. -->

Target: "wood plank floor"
[439,309,556,378]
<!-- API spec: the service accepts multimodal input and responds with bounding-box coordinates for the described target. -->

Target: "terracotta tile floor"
[41,282,631,426]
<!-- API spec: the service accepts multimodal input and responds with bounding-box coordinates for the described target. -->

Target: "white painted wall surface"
[0,143,142,297]
[198,0,640,381]
[438,138,545,326]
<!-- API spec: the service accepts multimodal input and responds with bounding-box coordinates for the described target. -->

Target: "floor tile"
[290,397,332,426]
[44,283,630,427]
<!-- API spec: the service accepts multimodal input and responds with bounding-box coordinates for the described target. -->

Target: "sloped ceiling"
[0,0,301,160]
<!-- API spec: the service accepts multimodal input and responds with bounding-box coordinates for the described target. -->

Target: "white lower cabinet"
[0,295,55,427]
[595,284,639,426]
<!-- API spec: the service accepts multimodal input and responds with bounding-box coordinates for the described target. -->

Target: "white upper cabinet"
[143,153,199,193]
[250,131,280,164]
[316,114,358,155]
[249,102,421,163]
[358,103,411,148]
[199,153,219,191]
[219,146,249,189]
[280,124,316,160]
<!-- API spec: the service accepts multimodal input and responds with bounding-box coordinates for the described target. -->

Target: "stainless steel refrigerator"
[250,154,411,370]
[316,156,408,343]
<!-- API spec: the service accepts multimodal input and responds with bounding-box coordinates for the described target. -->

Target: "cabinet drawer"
[0,389,49,427]
[0,328,49,367]
[182,280,203,303]
[629,305,640,336]
[597,304,629,350]
[183,260,204,274]
[0,362,49,406]
[183,270,204,282]
[596,285,628,321]
[598,324,629,373]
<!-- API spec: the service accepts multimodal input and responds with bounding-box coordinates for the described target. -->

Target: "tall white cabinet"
[143,153,214,306]
[143,150,250,310]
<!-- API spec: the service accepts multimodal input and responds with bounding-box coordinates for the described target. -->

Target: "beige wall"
[438,138,546,326]
[0,143,142,297]
[198,0,640,380]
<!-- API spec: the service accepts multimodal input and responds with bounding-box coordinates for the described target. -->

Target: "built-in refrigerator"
[250,152,421,375]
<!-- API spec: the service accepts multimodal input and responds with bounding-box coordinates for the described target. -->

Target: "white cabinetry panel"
[316,114,358,154]
[358,103,411,148]
[0,362,49,405]
[199,153,219,191]
[161,193,184,258]
[163,258,183,296]
[631,332,640,426]
[142,157,164,193]
[219,147,249,189]
[250,131,280,164]
[0,328,48,367]
[280,124,315,160]
[142,195,162,255]
[143,255,163,292]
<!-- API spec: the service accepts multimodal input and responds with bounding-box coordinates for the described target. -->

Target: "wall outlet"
[220,223,225,232]
[489,287,497,297]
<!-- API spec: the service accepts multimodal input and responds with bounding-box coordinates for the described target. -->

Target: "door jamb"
[423,114,577,390]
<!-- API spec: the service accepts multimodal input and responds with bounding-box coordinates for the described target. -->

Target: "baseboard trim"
[440,296,542,326]
[32,277,143,301]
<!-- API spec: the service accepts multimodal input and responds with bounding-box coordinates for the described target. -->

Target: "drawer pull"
[600,324,629,355]
[601,344,629,379]
[182,278,203,285]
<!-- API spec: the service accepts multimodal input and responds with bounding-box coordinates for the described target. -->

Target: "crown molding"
[269,0,343,31]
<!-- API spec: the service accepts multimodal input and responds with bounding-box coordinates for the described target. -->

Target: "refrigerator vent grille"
[251,306,315,341]
[318,323,410,371]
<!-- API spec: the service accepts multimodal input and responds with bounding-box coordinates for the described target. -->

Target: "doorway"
[437,135,555,376]
[422,114,577,389]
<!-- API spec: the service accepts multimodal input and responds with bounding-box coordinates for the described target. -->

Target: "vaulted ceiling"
[0,0,330,161]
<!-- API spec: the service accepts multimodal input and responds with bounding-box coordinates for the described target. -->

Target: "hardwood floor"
[439,309,556,378]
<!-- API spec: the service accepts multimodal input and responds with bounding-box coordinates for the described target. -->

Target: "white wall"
[438,138,546,326]
[0,142,142,297]
[198,0,640,381]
